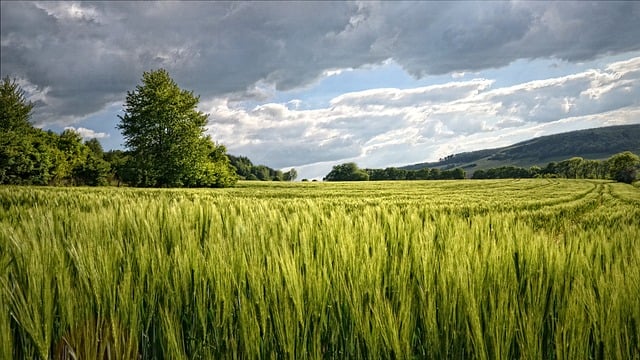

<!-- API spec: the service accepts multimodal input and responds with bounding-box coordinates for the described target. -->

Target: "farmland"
[1,180,639,359]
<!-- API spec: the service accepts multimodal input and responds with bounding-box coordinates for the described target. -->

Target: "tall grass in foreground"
[1,180,639,359]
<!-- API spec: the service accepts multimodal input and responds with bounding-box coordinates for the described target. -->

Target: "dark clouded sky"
[2,1,639,179]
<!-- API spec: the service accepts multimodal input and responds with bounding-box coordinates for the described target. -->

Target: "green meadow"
[1,180,639,359]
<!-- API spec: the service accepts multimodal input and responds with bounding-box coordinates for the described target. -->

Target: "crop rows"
[1,180,639,359]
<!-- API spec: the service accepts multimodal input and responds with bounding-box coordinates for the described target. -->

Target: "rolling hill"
[401,124,640,174]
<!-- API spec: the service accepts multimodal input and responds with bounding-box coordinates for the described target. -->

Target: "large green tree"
[72,138,111,186]
[0,76,33,134]
[607,151,639,184]
[117,69,236,187]
[323,162,369,181]
[0,76,51,184]
[0,76,116,186]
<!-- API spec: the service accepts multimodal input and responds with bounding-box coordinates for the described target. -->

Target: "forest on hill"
[402,124,640,174]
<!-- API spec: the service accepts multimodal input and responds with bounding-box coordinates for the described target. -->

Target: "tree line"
[0,71,296,187]
[323,162,466,181]
[228,155,297,181]
[472,153,640,184]
[1,77,112,186]
[324,152,639,184]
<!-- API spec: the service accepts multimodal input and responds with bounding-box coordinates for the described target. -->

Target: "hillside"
[401,124,640,174]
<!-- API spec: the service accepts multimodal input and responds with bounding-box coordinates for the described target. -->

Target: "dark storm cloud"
[1,1,639,125]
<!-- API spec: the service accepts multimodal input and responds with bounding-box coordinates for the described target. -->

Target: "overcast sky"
[2,1,639,179]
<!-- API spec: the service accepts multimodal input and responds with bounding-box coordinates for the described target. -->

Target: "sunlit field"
[1,180,639,359]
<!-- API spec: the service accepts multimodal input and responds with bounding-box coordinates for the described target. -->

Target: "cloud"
[64,126,110,140]
[2,1,639,126]
[206,57,640,172]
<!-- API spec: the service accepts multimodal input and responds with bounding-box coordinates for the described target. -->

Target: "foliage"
[473,166,533,179]
[117,69,236,187]
[607,151,640,184]
[283,168,297,182]
[70,138,111,186]
[0,77,104,186]
[202,141,238,187]
[0,76,34,134]
[323,163,466,181]
[103,150,132,186]
[227,154,284,181]
[367,166,465,180]
[1,180,639,358]
[323,162,370,181]
[0,76,38,184]
[472,152,639,183]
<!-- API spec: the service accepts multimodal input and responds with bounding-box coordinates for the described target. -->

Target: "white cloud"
[35,2,102,23]
[205,57,640,179]
[64,126,110,140]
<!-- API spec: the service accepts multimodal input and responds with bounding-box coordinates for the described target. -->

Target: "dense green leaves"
[323,162,370,181]
[117,69,236,187]
[0,76,34,134]
[228,154,285,181]
[473,152,640,183]
[607,151,640,184]
[367,166,466,180]
[324,163,467,181]
[283,168,297,181]
[1,71,240,188]
[0,77,115,186]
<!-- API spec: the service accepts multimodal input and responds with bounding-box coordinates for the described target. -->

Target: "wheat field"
[1,179,639,359]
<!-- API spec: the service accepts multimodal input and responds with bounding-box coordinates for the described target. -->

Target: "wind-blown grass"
[1,180,639,359]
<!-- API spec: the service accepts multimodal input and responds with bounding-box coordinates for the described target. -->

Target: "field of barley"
[1,179,639,359]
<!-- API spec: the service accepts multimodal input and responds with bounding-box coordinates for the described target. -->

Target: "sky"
[2,1,640,180]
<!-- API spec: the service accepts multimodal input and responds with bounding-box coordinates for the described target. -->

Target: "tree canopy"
[0,77,114,186]
[117,69,236,187]
[283,168,298,182]
[607,151,640,184]
[227,154,287,181]
[0,76,33,134]
[323,163,370,181]
[471,152,639,183]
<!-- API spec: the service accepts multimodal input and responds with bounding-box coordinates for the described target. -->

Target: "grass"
[1,179,639,359]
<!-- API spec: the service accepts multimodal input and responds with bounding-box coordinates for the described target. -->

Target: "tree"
[104,150,133,186]
[70,138,111,186]
[0,76,49,184]
[202,140,238,187]
[283,168,297,181]
[117,69,236,187]
[57,129,89,182]
[272,170,284,181]
[450,168,466,179]
[323,162,369,181]
[252,165,272,181]
[607,151,640,184]
[567,157,584,179]
[73,152,111,186]
[228,155,254,179]
[85,138,104,157]
[0,76,33,134]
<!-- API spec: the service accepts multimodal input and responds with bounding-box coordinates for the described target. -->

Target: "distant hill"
[401,124,640,174]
